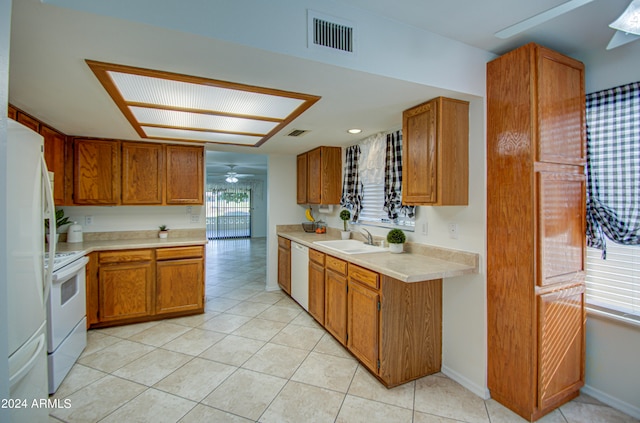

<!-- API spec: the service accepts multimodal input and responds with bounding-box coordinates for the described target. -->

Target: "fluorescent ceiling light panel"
[86,60,320,147]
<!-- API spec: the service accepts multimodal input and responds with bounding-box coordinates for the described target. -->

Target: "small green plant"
[45,209,70,232]
[339,209,351,231]
[386,228,406,244]
[159,225,169,231]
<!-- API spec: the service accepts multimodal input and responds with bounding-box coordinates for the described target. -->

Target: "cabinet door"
[278,238,291,295]
[166,145,203,204]
[156,258,204,314]
[536,47,585,166]
[537,284,585,411]
[73,138,121,205]
[85,252,99,327]
[536,171,586,287]
[307,148,321,204]
[325,267,347,345]
[122,142,164,205]
[347,280,379,373]
[297,153,308,204]
[308,258,325,324]
[402,100,437,204]
[40,126,66,205]
[99,261,153,321]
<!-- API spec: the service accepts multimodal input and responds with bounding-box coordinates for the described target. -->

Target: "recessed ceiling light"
[86,60,321,147]
[347,128,362,134]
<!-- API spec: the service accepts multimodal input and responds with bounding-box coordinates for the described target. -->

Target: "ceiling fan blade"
[495,0,596,39]
[606,30,640,49]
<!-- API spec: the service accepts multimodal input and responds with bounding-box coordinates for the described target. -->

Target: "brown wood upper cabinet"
[296,146,342,205]
[122,142,164,205]
[165,145,204,205]
[73,138,121,205]
[41,126,67,205]
[402,96,469,206]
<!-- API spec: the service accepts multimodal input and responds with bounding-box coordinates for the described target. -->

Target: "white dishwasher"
[290,242,309,310]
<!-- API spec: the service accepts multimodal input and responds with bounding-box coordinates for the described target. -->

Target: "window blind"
[358,183,387,223]
[586,238,640,322]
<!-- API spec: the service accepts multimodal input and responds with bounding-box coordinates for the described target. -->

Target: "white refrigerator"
[6,120,55,422]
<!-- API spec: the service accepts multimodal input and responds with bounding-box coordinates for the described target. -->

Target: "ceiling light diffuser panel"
[86,60,320,147]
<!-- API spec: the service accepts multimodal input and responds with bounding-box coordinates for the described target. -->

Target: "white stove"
[44,251,85,272]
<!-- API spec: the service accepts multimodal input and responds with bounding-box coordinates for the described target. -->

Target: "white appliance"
[6,120,55,422]
[291,242,309,310]
[45,251,87,394]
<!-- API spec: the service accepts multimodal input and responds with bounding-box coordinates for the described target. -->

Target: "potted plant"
[386,228,406,253]
[45,209,71,244]
[339,209,351,240]
[158,224,169,239]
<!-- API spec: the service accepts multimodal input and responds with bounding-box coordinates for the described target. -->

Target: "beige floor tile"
[205,296,240,312]
[246,291,285,305]
[199,334,265,366]
[99,388,196,423]
[232,317,287,341]
[127,322,191,347]
[258,305,302,323]
[80,331,120,357]
[51,364,107,400]
[289,311,324,328]
[202,368,287,420]
[336,394,413,423]
[77,339,155,373]
[50,375,146,422]
[413,411,460,422]
[313,333,353,359]
[161,327,226,356]
[292,351,358,393]
[166,311,217,328]
[270,323,325,350]
[260,380,345,423]
[414,375,490,423]
[198,313,252,333]
[348,366,415,409]
[113,348,192,386]
[154,357,236,402]
[242,343,309,378]
[485,399,567,423]
[96,320,159,339]
[220,287,262,301]
[560,400,640,423]
[179,404,253,423]
[226,300,272,317]
[273,296,303,310]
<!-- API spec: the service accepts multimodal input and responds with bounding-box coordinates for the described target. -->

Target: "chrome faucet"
[361,228,374,245]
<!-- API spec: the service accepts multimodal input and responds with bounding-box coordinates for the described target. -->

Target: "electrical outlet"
[448,223,458,239]
[186,206,192,214]
[190,214,200,223]
[422,222,428,235]
[85,215,93,226]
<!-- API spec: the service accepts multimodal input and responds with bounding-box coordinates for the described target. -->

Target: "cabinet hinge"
[377,301,380,311]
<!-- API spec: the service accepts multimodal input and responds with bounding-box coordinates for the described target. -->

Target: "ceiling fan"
[219,165,254,183]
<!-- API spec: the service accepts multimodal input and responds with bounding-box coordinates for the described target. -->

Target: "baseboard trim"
[441,365,490,400]
[581,384,640,420]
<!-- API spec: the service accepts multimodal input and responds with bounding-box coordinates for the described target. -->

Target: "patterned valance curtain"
[384,131,415,220]
[340,145,363,220]
[586,81,640,257]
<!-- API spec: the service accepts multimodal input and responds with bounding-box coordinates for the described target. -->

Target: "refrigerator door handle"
[8,333,46,389]
[41,155,55,303]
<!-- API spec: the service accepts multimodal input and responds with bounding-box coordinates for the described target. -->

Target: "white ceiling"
[8,0,639,174]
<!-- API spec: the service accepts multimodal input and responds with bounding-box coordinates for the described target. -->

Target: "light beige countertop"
[277,227,479,283]
[54,229,207,255]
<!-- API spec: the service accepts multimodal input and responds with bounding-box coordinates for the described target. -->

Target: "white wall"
[578,54,640,419]
[0,0,12,416]
[249,174,268,238]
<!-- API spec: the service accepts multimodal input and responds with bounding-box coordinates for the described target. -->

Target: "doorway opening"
[206,186,252,240]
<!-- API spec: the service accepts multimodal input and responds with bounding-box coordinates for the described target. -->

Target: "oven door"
[47,256,88,353]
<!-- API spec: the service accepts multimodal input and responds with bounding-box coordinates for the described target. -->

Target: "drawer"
[278,236,291,249]
[99,249,153,264]
[325,255,347,275]
[156,246,204,261]
[309,248,325,265]
[349,263,379,290]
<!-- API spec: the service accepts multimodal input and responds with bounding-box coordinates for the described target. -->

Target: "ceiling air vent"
[308,10,356,54]
[287,129,309,137]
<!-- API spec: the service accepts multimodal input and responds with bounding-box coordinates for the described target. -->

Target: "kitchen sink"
[313,239,387,255]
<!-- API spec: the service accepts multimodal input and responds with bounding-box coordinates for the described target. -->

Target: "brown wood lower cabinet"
[86,245,205,328]
[294,246,443,388]
[277,237,291,295]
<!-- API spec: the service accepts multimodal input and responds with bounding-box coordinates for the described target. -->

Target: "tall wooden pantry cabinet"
[486,43,586,421]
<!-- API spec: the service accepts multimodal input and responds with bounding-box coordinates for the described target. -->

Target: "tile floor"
[49,238,638,423]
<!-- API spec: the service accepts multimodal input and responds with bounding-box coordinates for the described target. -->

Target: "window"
[358,183,415,230]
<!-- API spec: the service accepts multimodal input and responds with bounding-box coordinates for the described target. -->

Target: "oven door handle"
[52,256,89,283]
